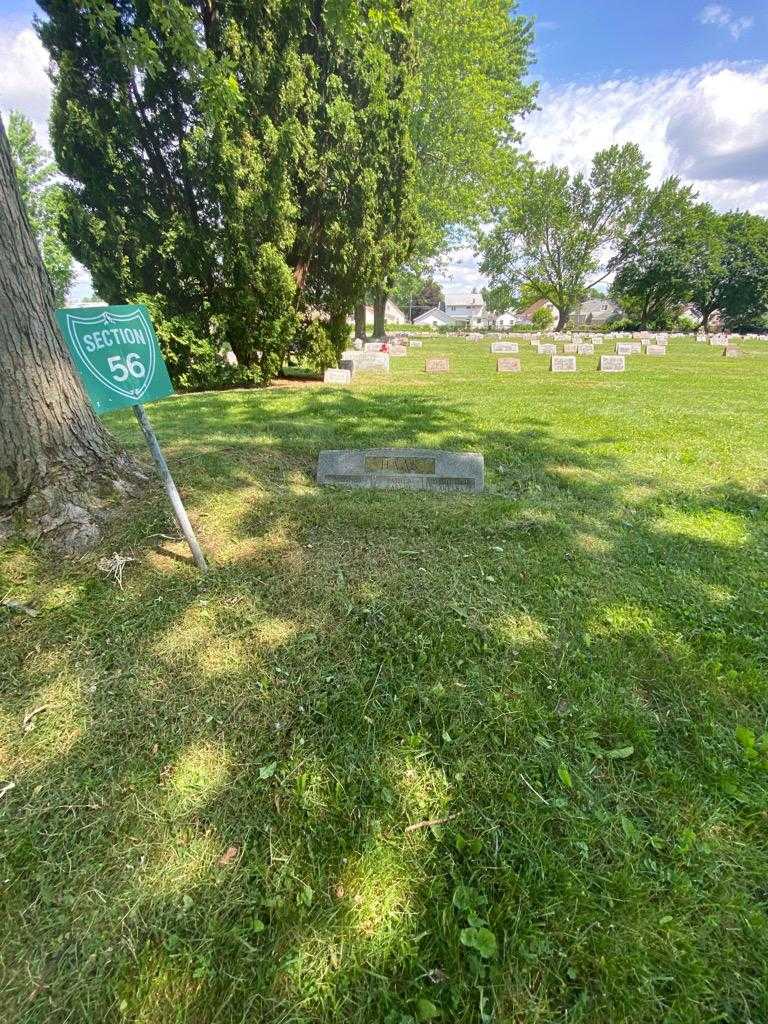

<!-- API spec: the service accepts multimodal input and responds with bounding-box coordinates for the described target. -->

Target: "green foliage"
[391,272,444,318]
[531,305,555,331]
[135,292,244,392]
[39,0,416,382]
[6,110,74,305]
[610,177,700,329]
[480,144,650,328]
[403,0,535,271]
[686,208,768,332]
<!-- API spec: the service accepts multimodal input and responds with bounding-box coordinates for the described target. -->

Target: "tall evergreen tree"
[37,0,416,382]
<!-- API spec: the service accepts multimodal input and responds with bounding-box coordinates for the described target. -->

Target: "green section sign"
[55,304,174,414]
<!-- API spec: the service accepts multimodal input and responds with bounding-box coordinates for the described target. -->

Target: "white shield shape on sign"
[64,307,158,403]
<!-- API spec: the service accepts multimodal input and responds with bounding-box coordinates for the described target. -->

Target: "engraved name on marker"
[317,448,484,494]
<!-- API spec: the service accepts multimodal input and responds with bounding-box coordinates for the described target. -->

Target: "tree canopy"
[408,0,536,264]
[479,144,651,329]
[6,110,73,306]
[609,177,700,329]
[39,0,416,383]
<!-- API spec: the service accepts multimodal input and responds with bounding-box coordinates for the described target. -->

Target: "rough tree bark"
[373,288,387,338]
[354,302,367,340]
[556,307,568,331]
[0,117,146,553]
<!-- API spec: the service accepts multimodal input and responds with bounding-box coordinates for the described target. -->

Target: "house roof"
[445,293,484,308]
[520,299,554,317]
[413,306,452,325]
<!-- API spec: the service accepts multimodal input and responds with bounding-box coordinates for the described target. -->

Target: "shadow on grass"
[3,388,768,1023]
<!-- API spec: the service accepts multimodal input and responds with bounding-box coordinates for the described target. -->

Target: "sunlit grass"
[2,335,768,1023]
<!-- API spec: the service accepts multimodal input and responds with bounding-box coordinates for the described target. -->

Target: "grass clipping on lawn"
[1,336,768,1023]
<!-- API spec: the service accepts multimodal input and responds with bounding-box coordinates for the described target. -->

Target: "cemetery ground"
[2,336,768,1024]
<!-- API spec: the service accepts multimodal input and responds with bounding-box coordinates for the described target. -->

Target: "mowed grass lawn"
[3,336,768,1024]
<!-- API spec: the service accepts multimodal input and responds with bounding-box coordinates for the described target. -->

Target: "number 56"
[107,353,146,382]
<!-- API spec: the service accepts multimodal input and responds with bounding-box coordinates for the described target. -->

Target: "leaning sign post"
[55,304,208,572]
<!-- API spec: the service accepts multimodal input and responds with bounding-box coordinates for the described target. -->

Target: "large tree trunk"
[0,117,145,553]
[354,302,367,340]
[556,307,568,330]
[373,288,387,338]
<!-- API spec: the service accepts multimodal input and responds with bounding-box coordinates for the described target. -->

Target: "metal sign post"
[132,404,208,571]
[55,303,209,572]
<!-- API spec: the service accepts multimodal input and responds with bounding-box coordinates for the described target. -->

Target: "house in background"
[494,309,530,329]
[571,298,621,326]
[444,292,486,328]
[518,299,558,325]
[347,299,408,327]
[413,307,454,328]
[384,299,407,324]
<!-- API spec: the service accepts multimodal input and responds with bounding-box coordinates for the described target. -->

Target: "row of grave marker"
[324,336,742,383]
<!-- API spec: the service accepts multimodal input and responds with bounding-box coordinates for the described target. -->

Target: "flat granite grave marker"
[577,343,594,355]
[409,339,423,348]
[355,353,390,373]
[645,344,666,356]
[538,343,557,356]
[600,355,626,373]
[389,344,408,357]
[563,343,578,354]
[615,343,633,355]
[324,368,352,385]
[491,342,519,354]
[551,355,577,373]
[497,358,522,373]
[317,448,484,494]
[724,346,741,358]
[426,358,450,373]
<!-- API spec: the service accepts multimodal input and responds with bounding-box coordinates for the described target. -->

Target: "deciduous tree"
[480,145,650,329]
[0,116,143,552]
[369,0,536,328]
[7,110,73,306]
[609,177,699,329]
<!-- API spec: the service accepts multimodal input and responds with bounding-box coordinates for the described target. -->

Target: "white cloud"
[0,27,52,140]
[524,63,768,215]
[441,62,768,295]
[699,4,754,40]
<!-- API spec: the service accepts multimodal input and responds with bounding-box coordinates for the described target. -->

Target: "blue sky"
[522,0,766,84]
[1,0,767,298]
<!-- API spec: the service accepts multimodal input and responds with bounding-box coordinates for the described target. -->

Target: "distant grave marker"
[497,358,522,373]
[563,343,578,354]
[491,341,519,354]
[324,368,352,385]
[724,346,741,358]
[645,345,666,356]
[551,355,577,373]
[538,343,557,356]
[317,448,484,493]
[615,343,633,355]
[389,344,408,357]
[355,353,390,374]
[578,343,594,355]
[600,355,626,373]
[409,339,423,348]
[426,358,450,373]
